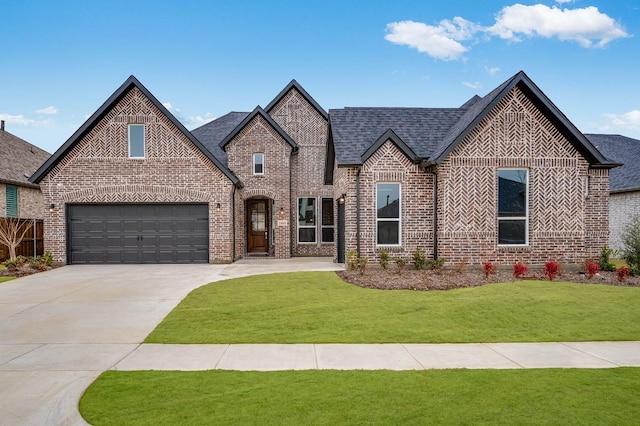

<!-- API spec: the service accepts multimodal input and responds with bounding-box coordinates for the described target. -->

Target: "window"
[321,198,334,243]
[498,169,528,245]
[6,185,18,218]
[376,183,400,245]
[297,197,316,243]
[253,153,264,175]
[128,124,145,158]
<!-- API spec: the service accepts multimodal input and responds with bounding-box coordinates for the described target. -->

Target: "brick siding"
[39,87,235,264]
[609,191,640,252]
[0,183,44,219]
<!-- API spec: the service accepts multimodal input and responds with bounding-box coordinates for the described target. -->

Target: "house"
[0,121,51,259]
[29,71,618,266]
[586,134,640,252]
[0,121,50,220]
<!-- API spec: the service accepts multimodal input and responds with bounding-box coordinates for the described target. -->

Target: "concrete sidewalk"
[114,341,640,371]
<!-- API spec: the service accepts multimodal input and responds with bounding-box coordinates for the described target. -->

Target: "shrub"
[357,257,368,275]
[513,262,528,278]
[454,258,468,274]
[14,255,28,268]
[617,266,630,283]
[621,215,640,275]
[412,247,427,270]
[394,257,407,274]
[346,250,359,271]
[585,261,600,279]
[3,258,17,270]
[378,249,390,270]
[599,245,617,272]
[426,257,445,271]
[43,250,54,266]
[482,262,495,278]
[544,261,559,281]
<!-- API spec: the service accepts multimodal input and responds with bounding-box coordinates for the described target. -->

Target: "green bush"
[621,215,640,276]
[599,245,617,272]
[393,257,407,274]
[378,249,390,270]
[43,250,53,266]
[412,247,427,270]
[346,250,359,271]
[425,257,445,271]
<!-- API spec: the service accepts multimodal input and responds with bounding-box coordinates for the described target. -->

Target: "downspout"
[356,167,361,256]
[232,185,236,261]
[422,160,438,259]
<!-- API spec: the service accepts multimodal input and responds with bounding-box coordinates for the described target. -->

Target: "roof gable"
[29,76,239,185]
[361,129,419,164]
[0,129,50,188]
[430,71,616,167]
[219,106,298,151]
[265,79,328,120]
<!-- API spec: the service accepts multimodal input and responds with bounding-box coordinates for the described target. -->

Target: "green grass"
[80,369,640,425]
[0,276,15,284]
[146,272,640,343]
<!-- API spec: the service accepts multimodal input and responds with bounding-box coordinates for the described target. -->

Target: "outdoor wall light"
[49,203,55,212]
[278,206,285,217]
[216,202,221,211]
[338,194,346,204]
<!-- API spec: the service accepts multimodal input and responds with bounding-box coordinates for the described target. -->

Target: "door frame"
[246,198,270,253]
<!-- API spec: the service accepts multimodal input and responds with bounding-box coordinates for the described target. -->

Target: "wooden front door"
[247,199,268,253]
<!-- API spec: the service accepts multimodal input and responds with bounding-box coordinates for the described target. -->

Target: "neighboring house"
[30,71,618,266]
[0,121,50,219]
[586,134,640,252]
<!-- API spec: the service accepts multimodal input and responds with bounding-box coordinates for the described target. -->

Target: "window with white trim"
[376,183,400,245]
[253,153,264,175]
[498,169,528,245]
[297,197,316,243]
[321,198,334,243]
[128,124,145,158]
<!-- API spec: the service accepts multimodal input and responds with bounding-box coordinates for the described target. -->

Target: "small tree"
[0,218,32,261]
[621,215,640,276]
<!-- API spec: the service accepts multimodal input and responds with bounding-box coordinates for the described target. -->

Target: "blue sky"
[1,0,638,154]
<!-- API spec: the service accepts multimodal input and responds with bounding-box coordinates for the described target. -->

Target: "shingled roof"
[191,112,249,166]
[327,71,617,174]
[0,126,50,188]
[586,134,640,193]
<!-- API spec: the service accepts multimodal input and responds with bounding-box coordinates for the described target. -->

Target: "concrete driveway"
[0,259,342,426]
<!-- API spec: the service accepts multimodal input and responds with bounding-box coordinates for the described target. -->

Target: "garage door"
[67,204,209,264]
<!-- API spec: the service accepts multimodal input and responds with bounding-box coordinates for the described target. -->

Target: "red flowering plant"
[585,261,599,279]
[482,261,495,278]
[544,261,559,281]
[617,266,630,283]
[513,262,528,278]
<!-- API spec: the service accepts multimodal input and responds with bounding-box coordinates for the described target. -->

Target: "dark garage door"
[67,204,209,264]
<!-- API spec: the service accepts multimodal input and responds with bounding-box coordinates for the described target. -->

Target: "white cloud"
[385,18,478,61]
[0,113,52,127]
[385,3,629,60]
[184,113,215,128]
[162,102,173,111]
[601,110,640,133]
[555,0,574,4]
[488,4,629,47]
[485,66,500,75]
[462,81,482,89]
[35,106,58,115]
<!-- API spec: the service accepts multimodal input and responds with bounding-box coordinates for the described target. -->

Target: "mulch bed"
[0,265,56,278]
[338,268,640,291]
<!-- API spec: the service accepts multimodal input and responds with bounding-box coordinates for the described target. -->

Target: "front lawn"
[0,276,15,284]
[146,272,640,343]
[80,368,640,425]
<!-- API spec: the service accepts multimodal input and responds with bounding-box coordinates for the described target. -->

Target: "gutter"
[232,185,237,261]
[356,167,361,256]
[421,160,438,259]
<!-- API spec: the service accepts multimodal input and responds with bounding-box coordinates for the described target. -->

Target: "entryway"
[246,199,270,254]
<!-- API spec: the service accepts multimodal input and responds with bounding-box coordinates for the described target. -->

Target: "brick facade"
[609,191,640,252]
[39,87,235,264]
[226,114,293,259]
[268,88,333,256]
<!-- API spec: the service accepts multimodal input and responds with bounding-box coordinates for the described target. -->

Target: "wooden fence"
[0,218,44,261]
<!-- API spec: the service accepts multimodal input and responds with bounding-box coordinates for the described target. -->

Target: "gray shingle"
[329,107,465,165]
[586,134,640,192]
[0,128,50,187]
[191,112,249,166]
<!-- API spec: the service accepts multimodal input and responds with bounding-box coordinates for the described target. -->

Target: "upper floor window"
[253,153,264,175]
[376,183,401,246]
[498,169,528,245]
[298,197,316,243]
[128,124,145,158]
[5,185,18,218]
